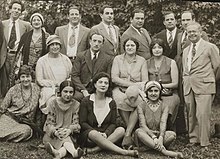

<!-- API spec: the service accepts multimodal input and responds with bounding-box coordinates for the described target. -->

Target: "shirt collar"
[90,49,100,58]
[68,23,79,29]
[166,27,177,34]
[131,24,142,35]
[121,53,137,63]
[191,38,202,49]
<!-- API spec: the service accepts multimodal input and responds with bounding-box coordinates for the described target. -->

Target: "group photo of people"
[0,0,220,158]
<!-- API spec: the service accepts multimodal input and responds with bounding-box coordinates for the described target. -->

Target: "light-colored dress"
[0,83,40,142]
[36,53,72,113]
[43,98,80,149]
[111,54,148,111]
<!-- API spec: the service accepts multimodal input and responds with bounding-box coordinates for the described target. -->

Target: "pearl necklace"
[147,99,161,109]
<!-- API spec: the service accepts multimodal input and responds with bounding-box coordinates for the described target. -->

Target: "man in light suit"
[182,22,220,148]
[90,5,120,57]
[55,5,90,61]
[1,0,31,96]
[121,8,151,60]
[71,33,112,102]
[154,11,181,59]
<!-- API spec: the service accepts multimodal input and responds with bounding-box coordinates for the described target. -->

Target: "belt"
[68,56,76,60]
[8,51,16,54]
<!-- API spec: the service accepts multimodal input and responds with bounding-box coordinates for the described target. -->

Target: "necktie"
[69,26,76,47]
[168,31,173,48]
[8,21,17,49]
[181,32,187,49]
[108,25,117,49]
[191,43,196,61]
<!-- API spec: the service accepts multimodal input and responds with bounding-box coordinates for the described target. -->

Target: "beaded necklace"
[20,84,33,105]
[147,99,161,112]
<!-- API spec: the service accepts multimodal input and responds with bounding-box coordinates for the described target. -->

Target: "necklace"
[147,99,161,108]
[20,84,32,105]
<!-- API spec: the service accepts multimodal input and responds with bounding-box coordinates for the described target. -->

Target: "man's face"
[181,12,194,30]
[131,13,145,29]
[90,34,104,52]
[187,24,202,43]
[163,13,176,31]
[69,8,81,25]
[10,3,22,20]
[100,8,114,25]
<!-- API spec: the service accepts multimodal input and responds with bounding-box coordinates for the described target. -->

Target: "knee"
[115,126,125,135]
[135,128,143,137]
[22,125,33,139]
[88,130,99,140]
[166,131,176,140]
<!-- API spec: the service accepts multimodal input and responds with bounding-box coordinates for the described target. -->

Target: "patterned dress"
[43,97,80,149]
[0,83,40,142]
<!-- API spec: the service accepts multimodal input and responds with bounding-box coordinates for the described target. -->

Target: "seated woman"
[111,38,148,148]
[43,80,83,159]
[36,35,72,114]
[14,13,49,81]
[79,72,138,157]
[0,65,40,142]
[147,38,180,131]
[135,81,183,158]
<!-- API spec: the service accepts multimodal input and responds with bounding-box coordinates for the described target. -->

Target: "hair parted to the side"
[149,38,166,56]
[59,80,76,95]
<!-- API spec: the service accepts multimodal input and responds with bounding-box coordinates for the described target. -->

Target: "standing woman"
[147,38,179,131]
[111,37,148,148]
[14,13,49,80]
[36,35,72,113]
[43,80,83,159]
[135,81,183,158]
[79,72,139,157]
[0,65,40,142]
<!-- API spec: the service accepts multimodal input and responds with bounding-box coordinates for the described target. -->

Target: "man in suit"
[182,22,220,148]
[55,5,90,61]
[1,0,31,96]
[154,11,181,59]
[71,33,112,102]
[121,8,151,60]
[90,5,120,57]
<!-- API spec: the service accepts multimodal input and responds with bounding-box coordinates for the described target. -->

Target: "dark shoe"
[76,147,84,158]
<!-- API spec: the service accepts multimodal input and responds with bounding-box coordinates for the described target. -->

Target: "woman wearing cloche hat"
[36,35,72,114]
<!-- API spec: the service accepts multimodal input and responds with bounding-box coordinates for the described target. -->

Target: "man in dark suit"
[71,33,112,102]
[182,22,220,148]
[55,5,90,61]
[90,5,120,57]
[154,11,181,59]
[1,0,31,96]
[121,8,151,60]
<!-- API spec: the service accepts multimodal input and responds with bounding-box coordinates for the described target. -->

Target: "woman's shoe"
[76,147,84,158]
[127,150,139,158]
[45,142,61,159]
[122,136,134,149]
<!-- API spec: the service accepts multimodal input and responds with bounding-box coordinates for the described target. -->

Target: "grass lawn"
[0,104,220,159]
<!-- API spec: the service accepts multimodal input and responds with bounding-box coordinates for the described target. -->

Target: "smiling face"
[94,77,109,94]
[10,3,22,20]
[49,42,61,54]
[125,40,137,55]
[163,13,176,31]
[187,24,202,43]
[61,86,74,102]
[69,8,81,26]
[31,16,42,29]
[147,86,160,102]
[101,8,114,25]
[152,43,163,57]
[131,12,145,29]
[20,74,32,87]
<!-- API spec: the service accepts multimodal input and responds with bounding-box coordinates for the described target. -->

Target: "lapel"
[192,39,206,63]
[77,24,85,46]
[18,20,25,35]
[93,52,106,75]
[3,20,10,41]
[162,30,170,48]
[84,50,93,73]
[62,25,68,47]
[183,46,190,74]
[130,26,148,48]
[99,23,115,45]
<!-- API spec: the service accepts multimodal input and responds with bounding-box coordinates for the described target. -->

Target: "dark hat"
[213,123,220,138]
[18,65,32,78]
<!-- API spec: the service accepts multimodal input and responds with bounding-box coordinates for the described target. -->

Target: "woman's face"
[20,74,32,87]
[49,42,61,54]
[94,77,109,94]
[125,40,137,55]
[31,16,42,29]
[152,43,163,57]
[61,86,74,102]
[147,86,160,102]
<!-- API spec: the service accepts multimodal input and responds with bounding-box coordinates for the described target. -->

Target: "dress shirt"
[166,27,177,43]
[8,19,21,50]
[90,49,100,59]
[102,22,117,43]
[181,31,188,43]
[131,24,142,35]
[67,23,79,57]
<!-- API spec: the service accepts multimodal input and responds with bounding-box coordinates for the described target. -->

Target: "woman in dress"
[147,38,179,131]
[79,72,139,157]
[0,65,40,142]
[36,35,72,113]
[43,80,83,159]
[135,81,183,158]
[111,37,148,148]
[14,13,49,79]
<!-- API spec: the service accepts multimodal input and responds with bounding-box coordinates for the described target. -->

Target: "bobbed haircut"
[149,38,166,56]
[123,37,139,52]
[59,80,76,95]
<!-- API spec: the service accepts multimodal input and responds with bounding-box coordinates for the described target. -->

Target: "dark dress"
[79,94,117,146]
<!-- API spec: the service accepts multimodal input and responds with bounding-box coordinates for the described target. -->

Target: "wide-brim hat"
[213,123,220,138]
[46,35,61,47]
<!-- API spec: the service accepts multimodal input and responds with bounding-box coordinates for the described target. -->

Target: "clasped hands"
[153,136,165,152]
[98,131,107,138]
[54,128,72,140]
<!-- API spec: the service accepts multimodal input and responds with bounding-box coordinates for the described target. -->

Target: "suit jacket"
[121,26,151,60]
[154,28,181,59]
[1,19,32,67]
[55,24,90,55]
[90,22,120,57]
[182,39,220,95]
[71,49,113,91]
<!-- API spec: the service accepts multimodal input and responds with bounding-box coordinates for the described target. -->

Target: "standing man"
[182,22,220,148]
[55,5,90,61]
[154,11,181,59]
[121,8,151,60]
[90,5,120,57]
[1,0,31,96]
[71,33,112,102]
